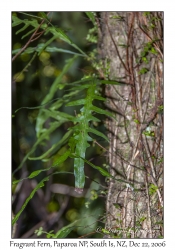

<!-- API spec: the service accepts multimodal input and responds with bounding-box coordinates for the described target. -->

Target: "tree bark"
[98,12,163,238]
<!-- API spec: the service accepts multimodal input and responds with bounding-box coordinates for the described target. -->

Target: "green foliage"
[138,38,159,67]
[110,15,125,21]
[12,43,85,57]
[143,130,155,137]
[12,175,50,225]
[86,27,98,43]
[12,171,75,225]
[12,12,130,229]
[85,12,97,26]
[139,67,149,75]
[14,73,124,190]
[66,78,110,191]
[35,220,78,238]
[149,183,158,196]
[90,58,111,79]
[12,14,87,57]
[133,119,140,124]
[141,41,157,58]
[85,12,98,44]
[90,190,98,200]
[158,105,163,114]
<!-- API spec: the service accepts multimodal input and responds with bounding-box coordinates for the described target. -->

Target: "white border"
[0,1,174,249]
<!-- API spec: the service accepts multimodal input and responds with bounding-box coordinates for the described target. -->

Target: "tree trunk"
[98,12,163,238]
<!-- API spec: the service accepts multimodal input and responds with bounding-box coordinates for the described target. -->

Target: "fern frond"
[66,78,110,191]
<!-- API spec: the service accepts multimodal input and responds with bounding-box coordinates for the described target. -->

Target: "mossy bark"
[98,12,163,238]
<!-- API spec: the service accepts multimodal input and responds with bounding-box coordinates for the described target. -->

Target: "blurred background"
[12,12,108,238]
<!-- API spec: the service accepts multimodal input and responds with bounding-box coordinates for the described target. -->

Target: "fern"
[14,75,118,191]
[14,73,124,190]
[12,12,129,226]
[66,78,109,192]
[12,14,87,57]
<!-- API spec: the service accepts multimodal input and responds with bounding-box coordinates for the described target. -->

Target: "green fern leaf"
[88,127,109,142]
[28,130,72,161]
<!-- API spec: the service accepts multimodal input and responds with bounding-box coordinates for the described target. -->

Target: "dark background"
[12,12,108,238]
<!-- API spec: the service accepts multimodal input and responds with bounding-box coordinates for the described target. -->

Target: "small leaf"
[102,228,110,234]
[16,23,29,34]
[66,99,85,107]
[67,77,94,85]
[68,84,92,91]
[28,170,44,178]
[143,130,155,137]
[48,27,87,57]
[35,227,44,236]
[40,12,50,23]
[142,57,148,63]
[150,47,157,54]
[149,184,158,195]
[81,158,111,177]
[28,130,72,160]
[22,27,37,39]
[113,203,123,209]
[55,27,71,43]
[91,105,117,121]
[12,16,23,27]
[85,12,96,26]
[110,15,125,21]
[88,127,109,142]
[139,68,149,75]
[45,109,74,121]
[86,115,101,122]
[53,150,70,166]
[93,95,106,101]
[12,178,28,185]
[54,220,78,238]
[134,119,140,124]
